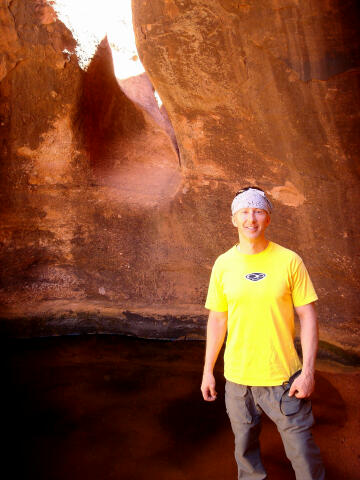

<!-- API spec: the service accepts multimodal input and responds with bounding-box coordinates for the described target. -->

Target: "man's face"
[232,208,270,241]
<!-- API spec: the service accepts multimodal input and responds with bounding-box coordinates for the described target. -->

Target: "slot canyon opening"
[53,0,181,200]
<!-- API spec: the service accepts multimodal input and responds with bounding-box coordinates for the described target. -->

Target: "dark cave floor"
[3,335,360,480]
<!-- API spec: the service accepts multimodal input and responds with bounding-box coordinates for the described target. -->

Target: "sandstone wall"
[132,0,360,353]
[0,0,359,358]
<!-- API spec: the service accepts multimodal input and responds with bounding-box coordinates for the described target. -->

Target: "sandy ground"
[3,335,360,480]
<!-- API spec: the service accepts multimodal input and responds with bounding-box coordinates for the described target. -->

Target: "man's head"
[231,187,273,216]
[231,187,273,241]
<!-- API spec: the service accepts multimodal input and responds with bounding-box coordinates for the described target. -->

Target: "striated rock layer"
[0,0,359,361]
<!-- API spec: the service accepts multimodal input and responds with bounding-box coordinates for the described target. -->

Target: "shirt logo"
[245,272,266,282]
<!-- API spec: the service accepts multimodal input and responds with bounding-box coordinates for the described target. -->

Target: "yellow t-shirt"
[205,241,318,386]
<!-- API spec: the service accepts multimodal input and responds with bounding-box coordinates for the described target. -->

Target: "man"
[201,187,325,480]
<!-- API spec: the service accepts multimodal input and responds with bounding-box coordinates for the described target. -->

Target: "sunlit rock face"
[0,0,359,357]
[131,0,360,352]
[0,0,190,338]
[0,0,82,305]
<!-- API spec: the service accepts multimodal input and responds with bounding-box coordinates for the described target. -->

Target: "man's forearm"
[294,303,318,375]
[203,310,228,373]
[300,310,318,375]
[289,303,318,398]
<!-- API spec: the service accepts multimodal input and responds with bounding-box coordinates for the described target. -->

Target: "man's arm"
[289,302,318,398]
[201,310,228,401]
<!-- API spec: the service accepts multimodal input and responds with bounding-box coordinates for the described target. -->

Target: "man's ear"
[231,215,238,228]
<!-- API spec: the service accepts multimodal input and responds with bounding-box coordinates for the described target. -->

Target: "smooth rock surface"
[132,0,360,352]
[0,0,359,358]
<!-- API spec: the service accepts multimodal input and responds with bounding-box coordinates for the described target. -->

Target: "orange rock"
[0,0,359,360]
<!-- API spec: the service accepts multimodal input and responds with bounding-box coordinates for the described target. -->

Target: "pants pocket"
[280,391,312,416]
[280,392,302,415]
[225,381,253,424]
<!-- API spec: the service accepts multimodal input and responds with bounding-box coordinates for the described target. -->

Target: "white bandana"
[231,188,273,215]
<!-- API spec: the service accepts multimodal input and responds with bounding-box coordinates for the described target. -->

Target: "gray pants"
[225,380,325,480]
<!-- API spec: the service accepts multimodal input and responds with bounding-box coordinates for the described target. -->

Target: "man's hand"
[288,371,315,399]
[201,371,217,401]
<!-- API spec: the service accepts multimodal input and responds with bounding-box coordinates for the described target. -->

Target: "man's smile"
[244,225,259,233]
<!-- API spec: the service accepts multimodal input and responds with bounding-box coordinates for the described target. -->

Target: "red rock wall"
[0,0,359,357]
[132,0,360,352]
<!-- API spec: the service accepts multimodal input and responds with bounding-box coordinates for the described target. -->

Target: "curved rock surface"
[132,0,360,353]
[0,0,359,360]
